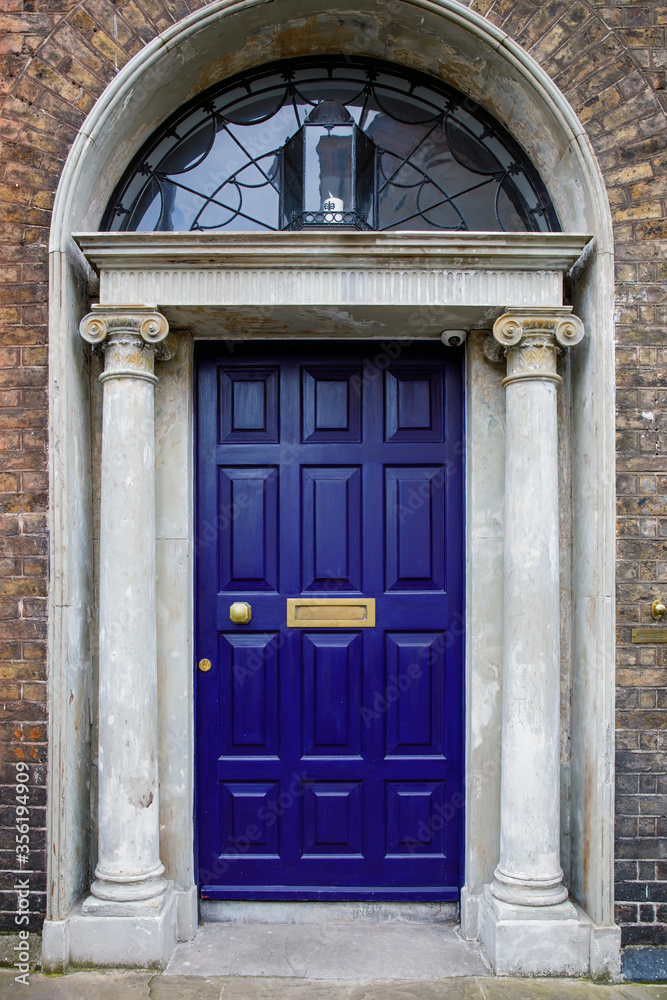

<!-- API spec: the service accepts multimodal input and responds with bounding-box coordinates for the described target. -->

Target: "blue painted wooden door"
[196,342,463,900]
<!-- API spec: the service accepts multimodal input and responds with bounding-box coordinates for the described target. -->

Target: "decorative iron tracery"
[102,57,560,234]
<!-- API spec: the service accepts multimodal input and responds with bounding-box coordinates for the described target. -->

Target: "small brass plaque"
[287,597,376,628]
[632,628,667,644]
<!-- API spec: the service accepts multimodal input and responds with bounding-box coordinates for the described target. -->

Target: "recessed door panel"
[385,632,445,756]
[302,366,361,442]
[385,466,446,592]
[219,367,279,443]
[302,466,361,591]
[219,632,279,757]
[197,341,463,900]
[220,782,280,856]
[385,366,444,443]
[302,631,362,756]
[302,782,363,856]
[385,781,447,857]
[219,467,278,591]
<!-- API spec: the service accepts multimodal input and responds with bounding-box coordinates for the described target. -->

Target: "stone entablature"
[76,232,591,314]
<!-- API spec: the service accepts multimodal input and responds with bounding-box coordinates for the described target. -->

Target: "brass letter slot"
[286,598,376,628]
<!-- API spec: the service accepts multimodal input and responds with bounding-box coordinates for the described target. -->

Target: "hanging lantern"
[281,101,376,230]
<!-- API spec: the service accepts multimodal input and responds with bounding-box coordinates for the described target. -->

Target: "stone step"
[164,921,489,980]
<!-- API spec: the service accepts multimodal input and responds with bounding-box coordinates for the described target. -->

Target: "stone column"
[79,305,171,905]
[491,306,584,908]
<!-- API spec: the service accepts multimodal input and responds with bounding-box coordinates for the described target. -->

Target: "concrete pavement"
[2,973,667,1000]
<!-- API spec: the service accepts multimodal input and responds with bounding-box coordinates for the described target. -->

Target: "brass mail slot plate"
[287,598,376,628]
[632,627,667,644]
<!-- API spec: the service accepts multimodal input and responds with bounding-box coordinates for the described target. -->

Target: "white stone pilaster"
[479,307,590,976]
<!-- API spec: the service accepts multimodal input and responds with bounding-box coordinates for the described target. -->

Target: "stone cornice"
[74,231,592,273]
[72,234,592,318]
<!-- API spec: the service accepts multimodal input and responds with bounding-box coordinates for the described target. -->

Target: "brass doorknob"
[652,600,666,620]
[229,601,252,624]
[198,658,212,672]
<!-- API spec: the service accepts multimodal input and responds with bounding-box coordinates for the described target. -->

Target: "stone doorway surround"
[43,0,618,982]
[46,229,615,976]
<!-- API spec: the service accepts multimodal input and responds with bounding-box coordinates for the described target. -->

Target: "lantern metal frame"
[281,100,377,231]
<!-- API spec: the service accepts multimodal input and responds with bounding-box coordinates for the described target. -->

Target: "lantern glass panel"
[282,131,303,228]
[355,129,375,227]
[305,126,354,217]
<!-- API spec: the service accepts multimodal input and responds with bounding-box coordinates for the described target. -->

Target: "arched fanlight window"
[102,56,559,233]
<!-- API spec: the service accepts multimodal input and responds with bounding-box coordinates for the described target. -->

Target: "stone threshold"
[199,900,459,924]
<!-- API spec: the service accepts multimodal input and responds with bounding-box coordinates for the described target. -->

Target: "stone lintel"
[72,234,591,332]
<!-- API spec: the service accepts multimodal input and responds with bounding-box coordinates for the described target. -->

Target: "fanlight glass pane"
[103,57,559,233]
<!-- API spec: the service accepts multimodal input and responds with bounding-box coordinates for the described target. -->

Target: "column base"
[490,872,569,907]
[89,861,167,903]
[478,884,589,977]
[83,882,167,916]
[42,882,184,971]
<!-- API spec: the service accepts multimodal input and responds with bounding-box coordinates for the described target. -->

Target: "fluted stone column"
[490,306,584,909]
[79,305,171,907]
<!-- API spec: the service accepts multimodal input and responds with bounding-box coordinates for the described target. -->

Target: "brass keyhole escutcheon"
[198,658,212,673]
[229,601,252,624]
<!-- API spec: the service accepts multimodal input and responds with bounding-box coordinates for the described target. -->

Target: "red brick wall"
[0,115,49,927]
[0,0,666,941]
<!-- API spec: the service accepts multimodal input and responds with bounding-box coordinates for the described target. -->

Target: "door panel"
[302,366,362,443]
[301,466,362,591]
[220,632,279,756]
[302,631,363,757]
[196,341,463,900]
[385,466,446,591]
[218,467,278,591]
[385,632,445,756]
